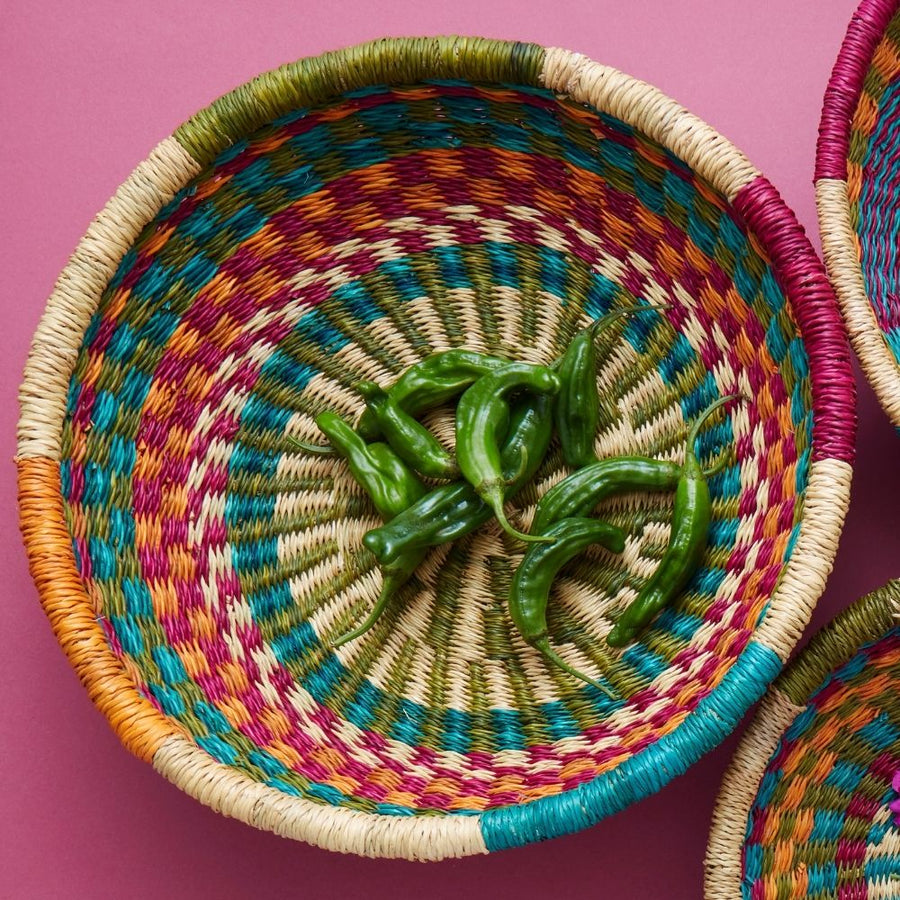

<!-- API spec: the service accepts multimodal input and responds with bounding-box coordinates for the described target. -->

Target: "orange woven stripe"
[17,457,182,762]
[872,36,900,89]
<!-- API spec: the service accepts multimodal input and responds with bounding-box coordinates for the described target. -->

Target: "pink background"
[2,1,898,896]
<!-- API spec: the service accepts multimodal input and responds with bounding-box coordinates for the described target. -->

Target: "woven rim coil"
[816,0,900,428]
[17,37,856,860]
[706,580,900,898]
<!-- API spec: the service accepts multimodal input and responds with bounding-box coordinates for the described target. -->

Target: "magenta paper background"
[2,1,898,897]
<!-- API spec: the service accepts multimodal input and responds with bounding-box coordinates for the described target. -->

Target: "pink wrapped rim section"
[734,177,856,463]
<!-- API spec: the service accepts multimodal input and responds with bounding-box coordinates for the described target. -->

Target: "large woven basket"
[706,580,900,898]
[17,37,856,860]
[817,0,900,427]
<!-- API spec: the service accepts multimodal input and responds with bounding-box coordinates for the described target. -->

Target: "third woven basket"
[17,37,855,859]
[706,580,900,898]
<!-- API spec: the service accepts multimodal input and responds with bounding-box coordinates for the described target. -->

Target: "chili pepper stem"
[585,302,671,340]
[287,436,336,455]
[686,393,743,456]
[485,487,553,543]
[702,447,734,479]
[331,581,392,648]
[532,637,614,698]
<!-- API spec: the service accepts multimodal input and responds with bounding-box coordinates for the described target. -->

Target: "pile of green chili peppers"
[292,304,741,698]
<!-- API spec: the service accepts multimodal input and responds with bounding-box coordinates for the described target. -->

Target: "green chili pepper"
[363,393,554,562]
[455,362,560,543]
[509,517,626,696]
[356,380,459,479]
[494,392,555,494]
[554,304,668,468]
[606,394,741,648]
[532,457,683,535]
[337,394,554,647]
[356,349,507,439]
[311,412,425,519]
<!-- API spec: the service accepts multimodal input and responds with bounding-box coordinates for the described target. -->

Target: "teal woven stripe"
[479,640,782,850]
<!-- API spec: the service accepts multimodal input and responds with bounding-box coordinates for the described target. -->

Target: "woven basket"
[706,581,900,898]
[17,37,856,860]
[817,0,900,427]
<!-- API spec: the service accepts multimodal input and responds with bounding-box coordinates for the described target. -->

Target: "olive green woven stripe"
[775,579,900,706]
[174,38,546,166]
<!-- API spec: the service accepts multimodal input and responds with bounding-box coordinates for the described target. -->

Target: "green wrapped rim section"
[175,37,545,165]
[776,580,900,706]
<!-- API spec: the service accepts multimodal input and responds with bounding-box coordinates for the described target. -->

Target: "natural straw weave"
[817,0,900,428]
[17,37,856,859]
[706,581,900,898]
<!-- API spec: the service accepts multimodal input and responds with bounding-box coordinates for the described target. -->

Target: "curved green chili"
[357,380,459,479]
[363,393,554,562]
[312,411,425,519]
[393,349,508,412]
[532,457,683,535]
[606,394,741,648]
[455,362,560,543]
[356,349,507,439]
[554,304,665,468]
[509,517,626,696]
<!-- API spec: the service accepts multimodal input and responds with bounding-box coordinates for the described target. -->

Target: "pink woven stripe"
[816,0,899,181]
[734,176,857,464]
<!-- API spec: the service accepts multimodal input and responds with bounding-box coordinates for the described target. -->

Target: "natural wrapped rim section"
[18,37,855,860]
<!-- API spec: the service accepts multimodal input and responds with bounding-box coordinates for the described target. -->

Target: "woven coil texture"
[706,581,900,899]
[817,0,900,428]
[18,37,856,859]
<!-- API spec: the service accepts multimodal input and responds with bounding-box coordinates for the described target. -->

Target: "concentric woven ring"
[18,37,855,859]
[706,581,900,898]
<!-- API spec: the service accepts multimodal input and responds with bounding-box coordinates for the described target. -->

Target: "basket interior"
[60,79,812,814]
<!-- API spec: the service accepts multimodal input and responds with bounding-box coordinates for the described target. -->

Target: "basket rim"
[17,35,856,860]
[704,579,900,898]
[815,0,900,428]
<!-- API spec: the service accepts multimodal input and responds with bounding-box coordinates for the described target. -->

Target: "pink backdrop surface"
[2,1,897,897]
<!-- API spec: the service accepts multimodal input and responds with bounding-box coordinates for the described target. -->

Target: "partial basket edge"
[704,579,900,899]
[153,736,489,860]
[18,457,184,761]
[540,48,760,201]
[815,0,900,430]
[754,457,853,661]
